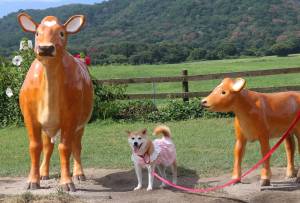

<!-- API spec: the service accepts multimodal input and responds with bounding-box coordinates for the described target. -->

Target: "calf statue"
[17,13,93,191]
[202,78,300,186]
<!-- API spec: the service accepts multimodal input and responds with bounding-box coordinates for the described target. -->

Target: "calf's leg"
[232,121,247,182]
[72,128,86,181]
[284,135,296,178]
[259,136,272,186]
[40,132,54,180]
[26,121,42,189]
[59,134,75,192]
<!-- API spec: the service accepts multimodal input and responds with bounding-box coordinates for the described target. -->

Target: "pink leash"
[153,110,300,193]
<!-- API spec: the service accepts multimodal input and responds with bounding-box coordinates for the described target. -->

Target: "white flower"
[28,40,33,49]
[12,55,23,66]
[19,40,33,50]
[19,40,27,51]
[5,87,13,98]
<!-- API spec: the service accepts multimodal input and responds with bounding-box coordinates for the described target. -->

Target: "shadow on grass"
[92,166,199,192]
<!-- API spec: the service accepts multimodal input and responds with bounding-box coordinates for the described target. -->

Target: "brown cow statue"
[17,13,93,191]
[202,78,300,186]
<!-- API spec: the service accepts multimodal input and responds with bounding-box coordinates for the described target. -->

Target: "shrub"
[270,42,292,57]
[91,81,126,121]
[148,99,233,122]
[188,48,207,61]
[113,100,158,121]
[107,54,128,64]
[0,38,35,127]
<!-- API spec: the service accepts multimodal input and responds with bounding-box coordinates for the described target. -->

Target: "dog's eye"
[221,91,226,95]
[36,32,39,37]
[131,137,134,140]
[138,137,141,140]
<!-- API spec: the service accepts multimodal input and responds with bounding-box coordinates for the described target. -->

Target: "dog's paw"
[146,187,153,191]
[134,185,142,191]
[160,183,166,188]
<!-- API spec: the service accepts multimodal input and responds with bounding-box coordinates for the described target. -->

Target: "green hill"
[1,0,300,64]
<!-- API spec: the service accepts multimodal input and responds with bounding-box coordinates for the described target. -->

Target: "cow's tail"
[153,125,171,138]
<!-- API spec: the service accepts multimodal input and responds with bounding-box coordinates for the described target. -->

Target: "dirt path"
[0,168,300,203]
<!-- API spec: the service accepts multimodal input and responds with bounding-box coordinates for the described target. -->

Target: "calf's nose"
[201,99,207,106]
[38,45,55,56]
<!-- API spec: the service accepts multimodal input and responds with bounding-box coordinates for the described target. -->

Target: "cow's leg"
[284,135,296,178]
[40,131,54,180]
[72,128,86,181]
[259,136,271,186]
[59,131,75,192]
[24,118,42,190]
[232,119,247,182]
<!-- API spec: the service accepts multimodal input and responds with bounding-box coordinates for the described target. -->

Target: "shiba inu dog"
[127,125,177,191]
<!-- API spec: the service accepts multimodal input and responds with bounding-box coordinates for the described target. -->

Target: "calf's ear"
[18,13,37,33]
[64,15,85,34]
[231,78,246,92]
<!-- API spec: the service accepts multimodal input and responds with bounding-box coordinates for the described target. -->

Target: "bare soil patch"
[0,168,300,203]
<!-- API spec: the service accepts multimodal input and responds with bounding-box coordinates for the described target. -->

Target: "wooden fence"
[94,67,300,101]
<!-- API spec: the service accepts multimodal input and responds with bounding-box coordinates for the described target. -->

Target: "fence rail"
[93,67,300,100]
[95,67,300,85]
[124,85,300,99]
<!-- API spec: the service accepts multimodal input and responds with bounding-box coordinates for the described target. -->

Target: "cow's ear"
[18,13,37,33]
[231,78,246,92]
[64,15,85,34]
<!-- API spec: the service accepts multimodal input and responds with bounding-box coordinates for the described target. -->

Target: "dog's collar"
[137,153,150,164]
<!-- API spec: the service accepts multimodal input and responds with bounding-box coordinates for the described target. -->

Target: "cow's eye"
[60,31,64,38]
[221,91,226,95]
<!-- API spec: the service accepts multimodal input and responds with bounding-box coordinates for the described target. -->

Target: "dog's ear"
[125,130,131,136]
[141,128,147,136]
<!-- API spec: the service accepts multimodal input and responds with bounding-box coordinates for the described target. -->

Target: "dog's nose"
[134,142,138,146]
[38,45,55,56]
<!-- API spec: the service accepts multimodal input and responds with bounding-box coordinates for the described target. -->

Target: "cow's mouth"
[133,143,143,153]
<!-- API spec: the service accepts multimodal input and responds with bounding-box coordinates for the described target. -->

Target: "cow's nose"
[38,45,55,56]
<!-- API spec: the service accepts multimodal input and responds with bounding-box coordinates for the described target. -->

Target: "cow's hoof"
[260,179,270,186]
[27,182,40,190]
[41,176,50,180]
[61,183,76,192]
[74,174,86,181]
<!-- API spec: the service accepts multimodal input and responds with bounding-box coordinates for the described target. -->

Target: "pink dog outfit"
[132,137,176,167]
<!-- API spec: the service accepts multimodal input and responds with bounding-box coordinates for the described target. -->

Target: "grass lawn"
[0,118,297,178]
[90,55,300,94]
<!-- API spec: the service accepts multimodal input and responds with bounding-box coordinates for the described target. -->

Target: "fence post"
[152,82,156,106]
[182,69,189,102]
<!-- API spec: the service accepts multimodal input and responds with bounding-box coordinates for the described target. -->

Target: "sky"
[0,0,105,18]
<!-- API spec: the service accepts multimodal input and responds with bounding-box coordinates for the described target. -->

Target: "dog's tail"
[153,125,171,138]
